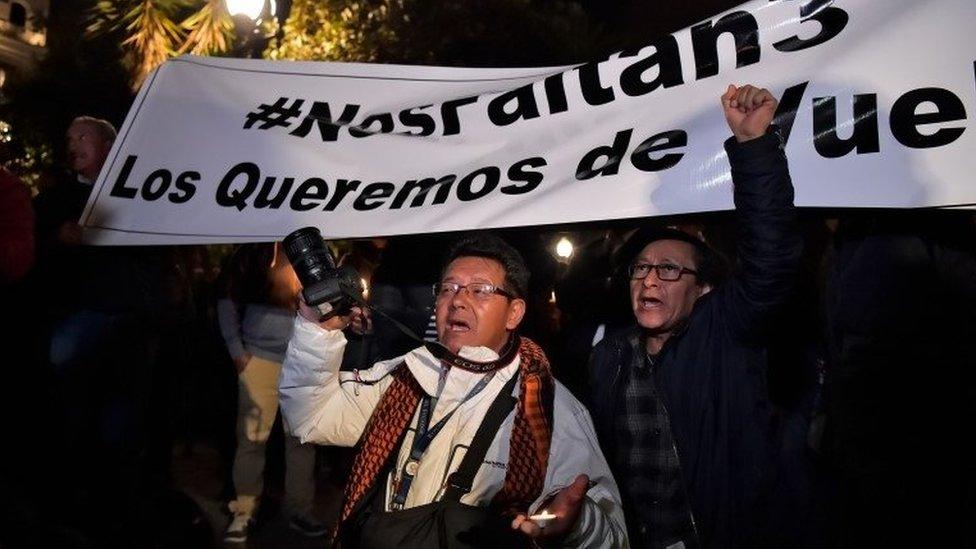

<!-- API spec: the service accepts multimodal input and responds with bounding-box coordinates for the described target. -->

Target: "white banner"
[81,0,976,245]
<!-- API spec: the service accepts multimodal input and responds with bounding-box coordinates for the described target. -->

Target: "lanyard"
[390,371,496,510]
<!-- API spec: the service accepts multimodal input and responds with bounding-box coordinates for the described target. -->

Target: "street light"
[225,0,277,58]
[555,236,574,260]
[225,0,273,21]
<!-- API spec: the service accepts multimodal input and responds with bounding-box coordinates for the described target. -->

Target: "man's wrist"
[725,125,783,157]
[737,124,781,142]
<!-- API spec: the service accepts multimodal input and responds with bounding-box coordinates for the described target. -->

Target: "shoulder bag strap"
[441,372,520,502]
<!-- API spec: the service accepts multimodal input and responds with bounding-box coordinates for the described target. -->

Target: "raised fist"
[721,84,778,143]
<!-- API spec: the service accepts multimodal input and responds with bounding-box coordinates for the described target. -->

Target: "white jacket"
[279,316,629,548]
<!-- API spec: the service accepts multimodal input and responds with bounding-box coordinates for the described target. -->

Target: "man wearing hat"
[587,84,802,548]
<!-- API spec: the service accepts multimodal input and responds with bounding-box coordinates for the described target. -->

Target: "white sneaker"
[223,513,253,543]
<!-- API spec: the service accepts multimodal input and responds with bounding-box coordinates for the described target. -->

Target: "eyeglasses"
[628,262,698,281]
[433,282,515,300]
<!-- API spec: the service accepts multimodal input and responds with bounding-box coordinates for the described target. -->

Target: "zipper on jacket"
[604,339,626,429]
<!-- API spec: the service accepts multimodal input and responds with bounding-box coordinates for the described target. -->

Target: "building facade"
[0,0,48,88]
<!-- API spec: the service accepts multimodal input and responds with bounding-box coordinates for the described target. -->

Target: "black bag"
[355,497,527,549]
[341,373,530,549]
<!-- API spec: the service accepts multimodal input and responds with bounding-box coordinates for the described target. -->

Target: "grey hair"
[71,116,117,144]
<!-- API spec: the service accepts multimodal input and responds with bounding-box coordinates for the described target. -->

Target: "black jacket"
[588,132,801,548]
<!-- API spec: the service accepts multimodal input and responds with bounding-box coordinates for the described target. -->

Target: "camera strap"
[348,292,520,373]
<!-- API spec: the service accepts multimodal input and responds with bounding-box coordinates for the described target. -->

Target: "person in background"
[823,210,976,547]
[0,164,34,284]
[366,235,448,364]
[217,242,328,542]
[32,116,175,542]
[0,147,46,544]
[33,116,114,250]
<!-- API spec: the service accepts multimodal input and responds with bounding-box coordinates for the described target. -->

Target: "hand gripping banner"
[81,0,976,245]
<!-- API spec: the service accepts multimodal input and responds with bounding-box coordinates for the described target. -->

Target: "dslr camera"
[283,227,364,320]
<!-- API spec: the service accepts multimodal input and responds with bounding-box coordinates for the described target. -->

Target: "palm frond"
[85,0,124,36]
[122,1,185,89]
[179,0,235,55]
[86,1,189,90]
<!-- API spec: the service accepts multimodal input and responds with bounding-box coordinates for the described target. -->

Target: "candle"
[529,509,557,528]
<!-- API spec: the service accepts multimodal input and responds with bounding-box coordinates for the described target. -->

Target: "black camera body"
[283,227,363,320]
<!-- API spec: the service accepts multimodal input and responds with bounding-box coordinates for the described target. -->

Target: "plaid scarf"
[337,336,555,534]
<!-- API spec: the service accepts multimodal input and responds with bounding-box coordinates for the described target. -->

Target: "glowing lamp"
[225,0,271,20]
[555,237,574,259]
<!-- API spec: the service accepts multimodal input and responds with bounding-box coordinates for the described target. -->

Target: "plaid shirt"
[615,332,697,548]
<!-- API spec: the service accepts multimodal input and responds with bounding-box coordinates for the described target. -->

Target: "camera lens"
[283,227,336,289]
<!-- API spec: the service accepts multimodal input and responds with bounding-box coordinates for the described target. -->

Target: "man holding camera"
[587,84,802,548]
[280,234,627,547]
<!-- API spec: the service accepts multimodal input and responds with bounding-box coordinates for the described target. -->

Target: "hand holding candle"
[349,305,372,336]
[511,474,590,543]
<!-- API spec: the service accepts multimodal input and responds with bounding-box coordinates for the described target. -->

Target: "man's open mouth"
[447,319,471,332]
[639,297,663,309]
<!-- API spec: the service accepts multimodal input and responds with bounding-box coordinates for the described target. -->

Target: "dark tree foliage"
[267,0,607,67]
[1,1,132,191]
[268,0,746,67]
[582,0,745,52]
